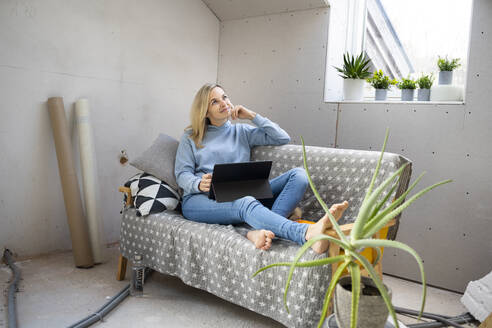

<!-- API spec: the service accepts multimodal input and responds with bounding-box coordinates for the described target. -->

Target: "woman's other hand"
[230,105,256,120]
[198,173,213,192]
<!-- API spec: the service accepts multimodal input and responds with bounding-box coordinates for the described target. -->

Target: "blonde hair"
[186,83,224,148]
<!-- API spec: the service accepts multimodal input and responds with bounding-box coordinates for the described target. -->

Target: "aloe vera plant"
[253,129,452,328]
[334,52,372,79]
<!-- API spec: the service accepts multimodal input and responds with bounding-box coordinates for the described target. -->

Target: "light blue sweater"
[175,114,290,197]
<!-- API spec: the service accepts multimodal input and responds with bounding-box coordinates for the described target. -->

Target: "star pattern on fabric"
[252,145,403,223]
[120,144,407,328]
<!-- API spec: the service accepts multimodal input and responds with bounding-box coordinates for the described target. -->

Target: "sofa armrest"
[119,186,132,207]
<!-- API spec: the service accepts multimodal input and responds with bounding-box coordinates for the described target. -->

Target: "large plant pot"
[343,79,365,101]
[417,88,431,101]
[439,71,453,85]
[375,89,387,101]
[334,276,392,328]
[401,89,415,101]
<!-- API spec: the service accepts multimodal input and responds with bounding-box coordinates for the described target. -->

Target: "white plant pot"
[343,79,365,101]
[401,89,415,101]
[439,71,453,85]
[417,88,431,101]
[375,89,388,101]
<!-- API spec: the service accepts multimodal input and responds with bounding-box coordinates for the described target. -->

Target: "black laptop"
[208,161,273,203]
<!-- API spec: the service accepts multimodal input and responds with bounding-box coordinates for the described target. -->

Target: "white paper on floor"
[461,270,492,322]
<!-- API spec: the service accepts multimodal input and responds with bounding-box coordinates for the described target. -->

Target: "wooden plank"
[119,186,132,206]
[328,241,341,277]
[373,231,383,279]
[326,219,396,238]
[479,312,492,328]
[117,254,127,281]
[325,220,395,280]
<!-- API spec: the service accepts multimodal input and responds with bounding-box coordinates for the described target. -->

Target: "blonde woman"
[175,83,348,253]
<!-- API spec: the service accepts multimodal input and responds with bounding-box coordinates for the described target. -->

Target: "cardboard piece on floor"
[208,161,273,203]
[479,313,492,328]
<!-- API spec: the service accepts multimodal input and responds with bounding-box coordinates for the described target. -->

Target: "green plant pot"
[334,276,392,328]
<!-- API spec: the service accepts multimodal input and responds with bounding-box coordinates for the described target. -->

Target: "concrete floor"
[1,245,477,328]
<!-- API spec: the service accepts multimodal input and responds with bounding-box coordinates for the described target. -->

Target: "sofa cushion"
[130,133,179,191]
[125,173,180,216]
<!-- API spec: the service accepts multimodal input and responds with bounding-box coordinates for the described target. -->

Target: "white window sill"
[325,100,465,106]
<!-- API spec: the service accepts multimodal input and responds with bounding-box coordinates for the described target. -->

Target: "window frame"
[323,0,472,105]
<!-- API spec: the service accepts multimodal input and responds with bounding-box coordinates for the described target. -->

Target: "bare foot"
[305,201,349,254]
[305,216,332,254]
[325,201,349,229]
[247,230,275,250]
[288,207,303,221]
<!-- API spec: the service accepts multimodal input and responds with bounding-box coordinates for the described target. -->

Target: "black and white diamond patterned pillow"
[124,173,180,216]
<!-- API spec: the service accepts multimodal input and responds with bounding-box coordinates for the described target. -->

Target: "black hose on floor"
[66,283,130,328]
[67,268,152,328]
[1,247,133,328]
[397,306,477,328]
[406,313,477,328]
[1,252,477,328]
[2,248,20,328]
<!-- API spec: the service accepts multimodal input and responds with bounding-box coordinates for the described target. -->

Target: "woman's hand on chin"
[230,105,256,121]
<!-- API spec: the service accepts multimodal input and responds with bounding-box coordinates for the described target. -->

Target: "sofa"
[118,143,411,328]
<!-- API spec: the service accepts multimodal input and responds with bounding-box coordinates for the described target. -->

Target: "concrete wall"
[218,7,338,147]
[337,0,491,293]
[0,0,219,257]
[1,0,488,292]
[217,1,491,292]
[202,0,328,20]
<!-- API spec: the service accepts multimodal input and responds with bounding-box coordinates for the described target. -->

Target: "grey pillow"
[130,134,179,191]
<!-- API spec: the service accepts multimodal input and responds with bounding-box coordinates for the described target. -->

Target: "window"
[324,0,473,102]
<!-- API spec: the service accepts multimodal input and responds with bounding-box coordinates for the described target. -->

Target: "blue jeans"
[182,168,310,245]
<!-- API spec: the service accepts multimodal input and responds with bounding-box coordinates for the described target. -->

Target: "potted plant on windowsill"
[416,74,435,101]
[398,77,417,101]
[254,129,452,328]
[437,56,461,85]
[334,52,372,101]
[366,70,397,101]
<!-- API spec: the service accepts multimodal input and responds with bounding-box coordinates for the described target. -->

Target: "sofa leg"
[117,254,127,281]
